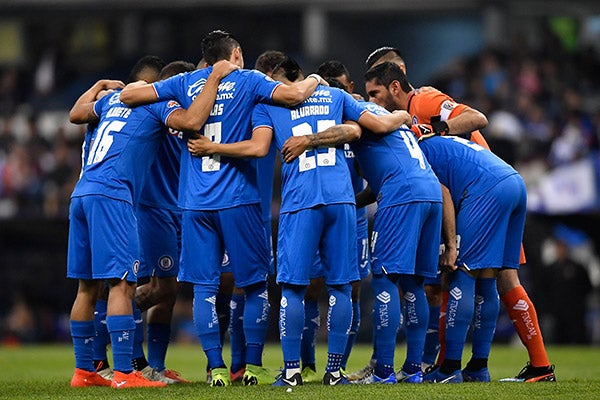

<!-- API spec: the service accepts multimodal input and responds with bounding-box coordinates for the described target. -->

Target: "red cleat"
[70,368,111,387]
[111,370,167,389]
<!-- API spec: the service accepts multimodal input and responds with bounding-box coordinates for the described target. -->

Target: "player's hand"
[392,110,412,126]
[281,135,310,163]
[187,135,214,157]
[97,79,125,91]
[211,60,240,79]
[414,85,437,94]
[411,124,437,140]
[351,93,365,101]
[439,245,458,273]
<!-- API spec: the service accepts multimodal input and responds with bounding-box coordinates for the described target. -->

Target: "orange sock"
[435,291,449,366]
[501,285,550,367]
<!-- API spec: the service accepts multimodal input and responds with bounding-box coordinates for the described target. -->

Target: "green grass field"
[1,343,599,399]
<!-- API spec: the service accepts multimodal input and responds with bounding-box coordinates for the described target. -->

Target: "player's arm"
[280,121,362,164]
[356,185,376,208]
[439,184,458,272]
[357,109,412,134]
[119,81,158,106]
[445,106,487,135]
[69,79,124,124]
[187,127,273,158]
[271,73,325,106]
[163,61,239,132]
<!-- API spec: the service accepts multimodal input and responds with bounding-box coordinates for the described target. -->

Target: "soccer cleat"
[95,361,114,381]
[422,365,440,381]
[395,369,423,383]
[210,367,231,387]
[462,367,491,382]
[230,367,245,383]
[424,368,463,384]
[70,368,112,387]
[301,365,318,383]
[111,370,167,388]
[272,371,303,387]
[351,371,396,384]
[242,364,274,386]
[322,370,350,385]
[206,369,212,384]
[163,369,191,383]
[345,361,375,382]
[140,365,178,384]
[499,363,556,382]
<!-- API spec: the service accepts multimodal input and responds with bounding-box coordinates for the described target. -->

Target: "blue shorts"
[67,195,139,283]
[179,204,269,288]
[456,174,526,270]
[371,201,441,279]
[222,219,272,275]
[137,204,181,279]
[277,204,359,286]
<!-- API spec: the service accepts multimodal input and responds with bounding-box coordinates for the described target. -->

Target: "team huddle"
[66,30,556,389]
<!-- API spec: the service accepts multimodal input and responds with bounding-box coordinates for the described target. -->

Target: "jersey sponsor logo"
[187,78,207,98]
[108,92,122,105]
[158,255,174,271]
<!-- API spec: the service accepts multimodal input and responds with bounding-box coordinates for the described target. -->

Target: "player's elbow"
[118,89,134,106]
[69,108,87,124]
[470,110,488,130]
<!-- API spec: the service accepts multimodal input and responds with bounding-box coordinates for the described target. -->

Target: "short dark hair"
[254,50,286,74]
[365,46,404,69]
[272,56,302,82]
[128,55,166,84]
[364,61,412,93]
[159,61,195,80]
[317,60,350,81]
[201,30,240,65]
[325,78,347,91]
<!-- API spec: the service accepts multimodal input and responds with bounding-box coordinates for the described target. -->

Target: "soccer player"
[66,60,236,388]
[366,47,555,382]
[282,93,444,384]
[118,30,328,387]
[187,56,412,387]
[133,60,197,384]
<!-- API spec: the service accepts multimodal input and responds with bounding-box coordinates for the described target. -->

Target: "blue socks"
[301,299,319,367]
[132,305,145,361]
[371,274,401,378]
[398,274,428,371]
[325,284,352,372]
[229,292,246,372]
[93,299,110,363]
[422,304,441,366]
[445,269,475,363]
[71,320,95,371]
[106,315,135,373]
[341,300,360,369]
[193,285,225,369]
[280,284,306,366]
[243,282,270,366]
[147,323,170,371]
[471,277,499,360]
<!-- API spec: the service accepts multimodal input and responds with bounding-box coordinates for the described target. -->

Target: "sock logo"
[450,287,462,300]
[230,300,238,310]
[329,295,337,307]
[281,296,288,308]
[404,292,416,303]
[513,299,529,311]
[475,295,484,305]
[376,291,391,304]
[205,295,216,305]
[259,289,269,301]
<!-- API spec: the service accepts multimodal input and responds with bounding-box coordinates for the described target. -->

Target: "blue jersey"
[252,86,367,213]
[138,129,183,211]
[153,67,282,211]
[418,135,518,209]
[343,143,368,231]
[71,91,181,205]
[257,141,277,223]
[350,102,442,208]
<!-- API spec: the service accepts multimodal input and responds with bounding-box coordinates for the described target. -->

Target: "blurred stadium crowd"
[1,14,600,345]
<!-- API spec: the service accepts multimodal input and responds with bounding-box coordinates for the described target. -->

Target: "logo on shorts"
[376,291,391,304]
[132,260,140,276]
[221,252,230,267]
[450,287,462,301]
[158,256,174,271]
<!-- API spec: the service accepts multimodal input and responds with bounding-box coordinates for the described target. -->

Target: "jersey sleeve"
[92,93,110,117]
[152,100,183,126]
[412,89,468,123]
[153,74,185,101]
[341,90,368,122]
[250,70,283,103]
[252,103,274,130]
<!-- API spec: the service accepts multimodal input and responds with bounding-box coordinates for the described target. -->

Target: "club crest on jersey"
[158,256,174,271]
[132,260,140,276]
[167,100,180,109]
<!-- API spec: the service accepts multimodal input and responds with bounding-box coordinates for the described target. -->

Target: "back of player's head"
[365,46,404,70]
[325,78,347,91]
[272,56,302,82]
[317,60,350,81]
[196,58,208,69]
[364,61,412,93]
[159,61,195,80]
[128,55,166,84]
[201,30,241,65]
[254,50,287,74]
